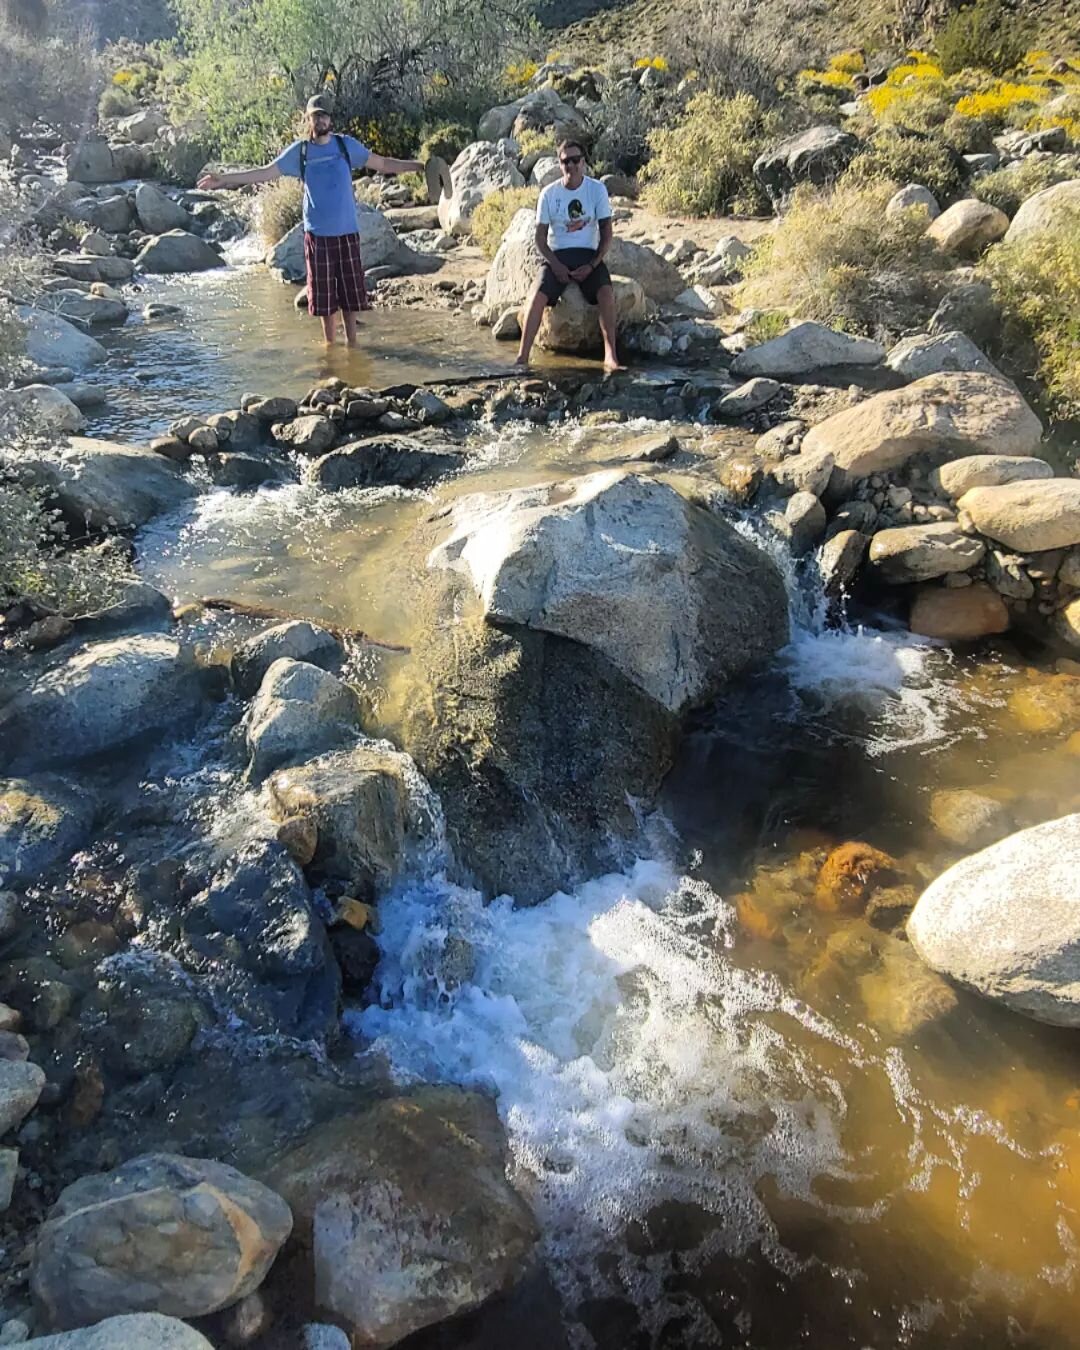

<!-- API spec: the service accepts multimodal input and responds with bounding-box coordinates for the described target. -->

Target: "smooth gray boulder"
[868,523,985,582]
[25,1315,213,1348]
[17,309,106,371]
[233,621,344,697]
[134,183,193,234]
[0,1058,45,1135]
[731,321,884,378]
[15,436,196,531]
[1004,179,1080,243]
[439,141,525,236]
[245,658,360,782]
[267,203,432,283]
[753,125,859,205]
[933,453,1054,498]
[135,230,224,274]
[908,815,1080,1026]
[0,384,85,433]
[31,1154,292,1330]
[428,468,789,715]
[305,437,462,490]
[0,636,211,773]
[885,331,1000,382]
[885,183,940,219]
[957,479,1080,552]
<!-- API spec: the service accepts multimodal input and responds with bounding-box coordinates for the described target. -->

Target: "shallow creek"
[79,265,1080,1348]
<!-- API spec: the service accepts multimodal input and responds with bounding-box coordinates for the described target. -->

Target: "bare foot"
[603,358,627,373]
[513,354,530,368]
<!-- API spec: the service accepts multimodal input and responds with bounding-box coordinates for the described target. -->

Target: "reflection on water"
[134,403,1080,1349]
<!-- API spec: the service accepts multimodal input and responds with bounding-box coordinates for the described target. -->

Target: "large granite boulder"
[47,290,128,326]
[753,125,860,206]
[407,471,787,898]
[0,384,85,433]
[958,478,1080,551]
[869,522,984,582]
[64,193,134,233]
[1004,179,1080,244]
[536,277,646,352]
[0,636,212,774]
[801,373,1043,482]
[731,321,884,378]
[884,330,1000,382]
[439,141,525,237]
[116,109,167,144]
[428,469,788,715]
[478,86,584,142]
[64,137,149,184]
[933,453,1053,498]
[17,308,106,371]
[31,1153,292,1330]
[908,815,1080,1026]
[135,230,224,274]
[14,436,196,531]
[484,207,684,312]
[264,1088,538,1346]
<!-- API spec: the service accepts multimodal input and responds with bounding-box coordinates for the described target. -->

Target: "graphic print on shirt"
[566,198,588,231]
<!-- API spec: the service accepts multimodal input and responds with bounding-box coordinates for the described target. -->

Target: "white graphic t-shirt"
[537,176,612,252]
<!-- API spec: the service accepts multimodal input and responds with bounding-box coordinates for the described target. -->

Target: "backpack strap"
[299,134,350,183]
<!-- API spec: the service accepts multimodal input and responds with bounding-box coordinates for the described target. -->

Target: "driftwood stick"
[199,597,410,652]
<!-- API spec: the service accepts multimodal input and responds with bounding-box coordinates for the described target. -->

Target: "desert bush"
[744,310,789,343]
[935,0,1030,77]
[668,0,809,104]
[418,122,472,164]
[641,92,782,216]
[0,476,133,614]
[98,85,137,119]
[741,179,945,335]
[940,109,997,152]
[0,22,102,139]
[589,83,662,176]
[843,130,964,202]
[472,186,537,258]
[952,79,1044,126]
[1027,92,1080,144]
[982,206,1080,410]
[254,176,302,245]
[973,156,1080,215]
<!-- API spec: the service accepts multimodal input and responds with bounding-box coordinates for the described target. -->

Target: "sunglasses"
[560,154,583,165]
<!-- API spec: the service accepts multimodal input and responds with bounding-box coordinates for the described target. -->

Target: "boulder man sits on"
[198,95,422,347]
[515,140,625,372]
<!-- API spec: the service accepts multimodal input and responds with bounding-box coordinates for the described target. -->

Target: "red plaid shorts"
[304,231,371,316]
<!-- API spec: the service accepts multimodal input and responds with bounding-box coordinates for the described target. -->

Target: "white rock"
[885,183,940,220]
[933,454,1054,498]
[731,321,884,377]
[0,384,85,433]
[16,308,106,370]
[438,141,525,236]
[885,330,999,381]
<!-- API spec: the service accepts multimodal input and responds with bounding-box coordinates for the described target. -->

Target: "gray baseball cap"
[305,94,333,116]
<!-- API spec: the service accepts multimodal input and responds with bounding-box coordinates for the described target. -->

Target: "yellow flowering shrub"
[953,80,1045,123]
[505,59,539,88]
[797,67,854,96]
[634,56,669,71]
[831,50,866,75]
[112,68,138,87]
[1026,93,1080,143]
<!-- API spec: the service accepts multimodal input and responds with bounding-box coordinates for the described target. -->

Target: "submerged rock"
[0,637,212,774]
[31,1154,292,1330]
[427,469,788,716]
[23,1313,213,1348]
[802,373,1043,483]
[908,814,1080,1026]
[264,1086,538,1346]
[305,436,462,491]
[0,776,95,886]
[815,841,900,914]
[909,583,1010,640]
[929,788,1013,849]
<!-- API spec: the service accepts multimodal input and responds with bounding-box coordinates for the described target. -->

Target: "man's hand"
[551,261,572,284]
[569,264,593,282]
[197,172,224,190]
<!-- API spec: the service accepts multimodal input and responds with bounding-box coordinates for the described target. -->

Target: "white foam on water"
[350,861,860,1322]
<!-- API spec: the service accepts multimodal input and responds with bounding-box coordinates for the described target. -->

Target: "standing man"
[198,95,423,347]
[515,139,624,372]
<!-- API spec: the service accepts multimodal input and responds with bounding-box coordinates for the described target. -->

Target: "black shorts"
[538,248,613,306]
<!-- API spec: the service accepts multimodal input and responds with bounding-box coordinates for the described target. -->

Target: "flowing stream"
[82,262,1080,1348]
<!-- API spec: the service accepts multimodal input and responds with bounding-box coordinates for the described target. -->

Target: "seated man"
[515,140,624,372]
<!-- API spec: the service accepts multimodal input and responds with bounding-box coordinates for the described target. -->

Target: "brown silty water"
[75,266,1080,1348]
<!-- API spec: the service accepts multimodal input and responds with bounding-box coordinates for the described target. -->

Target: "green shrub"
[934,0,1030,77]
[0,477,132,614]
[0,25,103,139]
[983,206,1080,411]
[418,122,472,164]
[254,176,302,246]
[98,85,137,119]
[744,310,789,344]
[843,131,964,203]
[741,179,945,335]
[641,91,782,217]
[471,186,537,258]
[974,156,1080,216]
[941,110,997,153]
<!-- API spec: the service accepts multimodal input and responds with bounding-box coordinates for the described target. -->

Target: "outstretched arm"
[197,164,283,191]
[365,153,423,176]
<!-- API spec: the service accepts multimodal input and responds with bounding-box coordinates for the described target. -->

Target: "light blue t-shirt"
[273,134,370,237]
